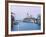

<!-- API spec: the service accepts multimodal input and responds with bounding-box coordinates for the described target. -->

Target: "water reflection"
[12,21,41,31]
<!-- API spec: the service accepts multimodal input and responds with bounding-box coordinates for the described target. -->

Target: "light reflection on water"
[12,22,41,31]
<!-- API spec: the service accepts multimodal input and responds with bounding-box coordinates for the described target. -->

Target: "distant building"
[23,12,41,25]
[23,13,37,23]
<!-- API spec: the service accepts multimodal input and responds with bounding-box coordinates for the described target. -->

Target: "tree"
[37,14,41,19]
[11,12,15,30]
[37,14,41,25]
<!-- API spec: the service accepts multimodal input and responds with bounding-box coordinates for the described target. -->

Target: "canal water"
[12,22,41,31]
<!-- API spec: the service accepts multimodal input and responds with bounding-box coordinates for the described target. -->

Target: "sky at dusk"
[11,5,41,20]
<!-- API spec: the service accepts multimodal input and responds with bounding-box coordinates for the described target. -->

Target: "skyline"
[11,5,41,20]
